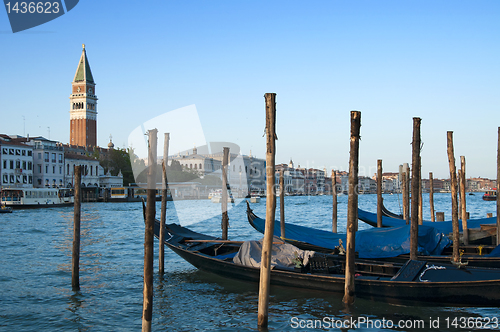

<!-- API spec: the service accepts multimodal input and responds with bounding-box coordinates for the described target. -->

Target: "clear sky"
[1,1,499,179]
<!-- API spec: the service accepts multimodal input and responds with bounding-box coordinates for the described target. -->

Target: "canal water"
[0,193,498,331]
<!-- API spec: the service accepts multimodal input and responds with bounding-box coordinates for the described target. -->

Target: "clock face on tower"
[88,87,93,94]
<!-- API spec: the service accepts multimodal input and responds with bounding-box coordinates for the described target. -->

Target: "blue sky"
[1,1,499,179]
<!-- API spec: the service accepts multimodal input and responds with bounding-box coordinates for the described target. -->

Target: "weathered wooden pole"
[159,133,170,275]
[142,129,157,332]
[221,147,230,240]
[406,167,411,224]
[343,110,361,306]
[436,212,445,221]
[332,170,337,233]
[497,127,500,246]
[376,160,383,228]
[410,118,421,260]
[402,169,408,224]
[446,131,460,263]
[429,172,435,221]
[72,165,82,290]
[460,156,469,245]
[257,93,277,328]
[418,157,423,225]
[279,169,285,239]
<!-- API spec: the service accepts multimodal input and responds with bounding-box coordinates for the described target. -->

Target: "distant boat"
[249,193,260,203]
[483,189,497,201]
[0,205,12,213]
[0,187,74,209]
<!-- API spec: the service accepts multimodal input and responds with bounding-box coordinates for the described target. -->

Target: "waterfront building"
[11,136,65,188]
[170,148,267,195]
[172,147,222,176]
[64,152,100,188]
[99,168,123,188]
[70,44,98,148]
[0,135,34,188]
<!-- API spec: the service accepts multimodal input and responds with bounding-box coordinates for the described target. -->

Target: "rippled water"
[0,193,498,331]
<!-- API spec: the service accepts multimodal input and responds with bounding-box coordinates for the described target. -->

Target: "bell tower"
[69,44,97,147]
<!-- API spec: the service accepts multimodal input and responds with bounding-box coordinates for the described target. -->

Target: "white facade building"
[0,137,34,188]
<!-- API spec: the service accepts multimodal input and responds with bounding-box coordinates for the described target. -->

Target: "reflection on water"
[0,194,497,331]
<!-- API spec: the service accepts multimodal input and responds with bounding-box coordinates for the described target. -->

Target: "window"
[90,165,93,176]
[16,160,20,169]
[53,166,55,174]
[22,161,26,169]
[67,164,70,175]
[29,176,32,184]
[44,152,49,162]
[22,150,26,156]
[9,148,14,155]
[28,162,32,170]
[15,149,20,155]
[51,153,56,163]
[58,154,63,163]
[2,174,7,183]
[27,150,32,156]
[59,166,62,174]
[10,160,14,169]
[3,160,6,169]
[23,175,27,184]
[9,174,14,183]
[45,165,48,173]
[37,179,41,185]
[37,164,42,173]
[38,153,41,159]
[2,148,7,154]
[200,163,202,169]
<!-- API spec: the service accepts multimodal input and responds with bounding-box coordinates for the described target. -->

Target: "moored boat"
[0,187,74,209]
[151,213,500,306]
[246,203,500,267]
[483,189,497,201]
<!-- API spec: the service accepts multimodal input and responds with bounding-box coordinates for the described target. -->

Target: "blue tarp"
[358,208,496,234]
[249,215,451,259]
[487,245,500,257]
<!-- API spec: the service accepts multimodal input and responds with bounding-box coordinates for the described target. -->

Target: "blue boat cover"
[487,245,500,257]
[358,208,495,234]
[249,215,451,259]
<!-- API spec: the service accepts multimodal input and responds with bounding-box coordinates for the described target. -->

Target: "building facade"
[0,136,34,188]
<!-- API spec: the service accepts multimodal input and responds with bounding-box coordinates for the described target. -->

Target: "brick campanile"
[69,44,98,148]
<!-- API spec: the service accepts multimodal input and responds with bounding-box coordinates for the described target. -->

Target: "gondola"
[358,208,496,233]
[149,209,500,306]
[246,202,500,267]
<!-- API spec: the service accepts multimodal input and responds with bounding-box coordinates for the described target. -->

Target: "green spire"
[73,44,94,83]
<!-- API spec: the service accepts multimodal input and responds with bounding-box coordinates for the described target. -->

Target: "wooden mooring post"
[410,118,421,260]
[405,166,410,224]
[376,160,382,228]
[497,127,500,246]
[257,93,277,329]
[159,133,170,275]
[436,212,445,222]
[280,169,285,239]
[222,147,230,240]
[332,170,337,233]
[343,110,361,306]
[446,131,460,263]
[460,156,469,245]
[143,129,157,332]
[72,165,82,290]
[429,172,435,221]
